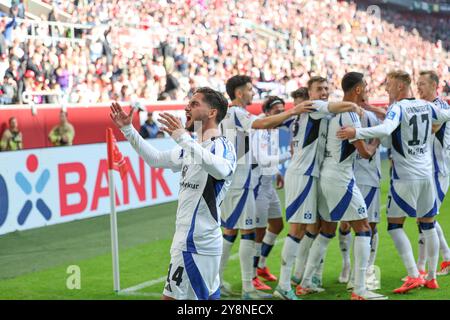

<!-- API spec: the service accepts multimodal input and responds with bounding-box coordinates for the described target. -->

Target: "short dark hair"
[341,72,364,93]
[262,96,285,113]
[226,75,252,100]
[307,76,327,89]
[419,70,439,86]
[291,87,309,100]
[194,87,229,124]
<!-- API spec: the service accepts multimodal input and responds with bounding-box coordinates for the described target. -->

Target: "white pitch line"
[118,291,162,298]
[120,204,387,295]
[121,276,166,293]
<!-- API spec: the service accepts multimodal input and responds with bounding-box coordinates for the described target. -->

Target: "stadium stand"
[0,0,448,106]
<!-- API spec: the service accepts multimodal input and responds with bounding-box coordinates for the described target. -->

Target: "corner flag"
[106,128,128,292]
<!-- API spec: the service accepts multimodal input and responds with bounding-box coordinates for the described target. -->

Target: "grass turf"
[0,160,449,300]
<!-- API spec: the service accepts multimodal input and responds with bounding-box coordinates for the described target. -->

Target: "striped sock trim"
[241,233,256,241]
[305,231,317,239]
[355,230,372,237]
[417,224,423,234]
[339,228,351,236]
[287,234,301,243]
[320,232,335,239]
[419,222,435,231]
[387,223,403,231]
[223,234,237,243]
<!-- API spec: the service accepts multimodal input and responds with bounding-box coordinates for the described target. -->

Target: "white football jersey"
[251,125,291,188]
[121,125,236,256]
[432,97,450,176]
[354,110,382,188]
[355,98,450,180]
[287,100,331,178]
[220,105,258,189]
[321,112,361,184]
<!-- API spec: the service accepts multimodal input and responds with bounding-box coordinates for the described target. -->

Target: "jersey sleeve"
[175,133,236,180]
[309,100,331,120]
[431,101,450,124]
[120,124,183,172]
[355,103,401,140]
[233,107,258,132]
[340,112,361,143]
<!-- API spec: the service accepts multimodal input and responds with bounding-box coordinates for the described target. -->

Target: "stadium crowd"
[0,0,448,105]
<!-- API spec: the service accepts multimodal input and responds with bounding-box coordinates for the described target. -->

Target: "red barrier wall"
[0,99,445,150]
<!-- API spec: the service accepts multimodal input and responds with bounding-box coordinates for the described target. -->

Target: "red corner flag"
[107,128,128,180]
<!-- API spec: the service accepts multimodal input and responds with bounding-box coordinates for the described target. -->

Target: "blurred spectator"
[0,73,16,103]
[48,110,75,146]
[139,111,160,139]
[0,116,22,151]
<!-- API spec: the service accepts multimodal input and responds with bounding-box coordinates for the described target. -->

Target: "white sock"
[240,237,256,292]
[339,230,352,275]
[314,255,325,282]
[388,226,419,278]
[278,234,300,291]
[421,223,439,279]
[259,230,278,268]
[353,234,371,296]
[254,242,262,277]
[417,225,427,271]
[293,232,315,280]
[368,230,379,267]
[435,221,450,261]
[220,235,236,285]
[301,233,333,288]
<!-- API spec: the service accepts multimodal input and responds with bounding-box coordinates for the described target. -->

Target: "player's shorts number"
[167,263,184,286]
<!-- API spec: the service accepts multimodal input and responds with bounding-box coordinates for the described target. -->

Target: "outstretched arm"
[337,104,401,140]
[251,101,316,129]
[111,102,182,170]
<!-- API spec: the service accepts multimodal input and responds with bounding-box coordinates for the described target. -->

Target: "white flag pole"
[107,128,120,293]
[108,169,121,292]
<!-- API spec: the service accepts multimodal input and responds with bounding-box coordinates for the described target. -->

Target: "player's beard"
[186,119,195,132]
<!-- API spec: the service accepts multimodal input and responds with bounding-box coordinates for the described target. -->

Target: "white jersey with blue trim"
[355,98,450,180]
[354,110,382,187]
[251,124,291,189]
[120,124,236,256]
[287,100,331,178]
[432,97,450,176]
[321,111,361,184]
[220,105,258,189]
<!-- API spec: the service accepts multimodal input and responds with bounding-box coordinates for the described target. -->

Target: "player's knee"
[306,222,319,235]
[268,218,283,234]
[223,228,238,237]
[339,221,351,233]
[351,219,370,233]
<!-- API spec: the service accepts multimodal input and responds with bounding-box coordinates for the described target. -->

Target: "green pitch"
[0,160,449,300]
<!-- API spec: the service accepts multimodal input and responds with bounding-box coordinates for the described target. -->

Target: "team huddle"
[109,70,450,300]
